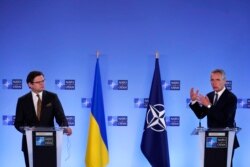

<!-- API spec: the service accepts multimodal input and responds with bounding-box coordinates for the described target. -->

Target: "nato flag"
[141,58,170,167]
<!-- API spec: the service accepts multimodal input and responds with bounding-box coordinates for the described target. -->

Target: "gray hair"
[211,69,226,80]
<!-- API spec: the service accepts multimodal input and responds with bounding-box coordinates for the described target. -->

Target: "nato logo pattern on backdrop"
[237,98,250,108]
[225,80,232,91]
[166,116,180,126]
[2,79,22,89]
[2,115,15,125]
[134,98,149,108]
[66,116,75,126]
[55,79,75,90]
[108,80,128,90]
[162,80,180,90]
[108,116,127,126]
[82,98,92,108]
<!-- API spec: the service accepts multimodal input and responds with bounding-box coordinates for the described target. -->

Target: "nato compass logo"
[225,80,232,91]
[2,79,22,89]
[162,80,180,90]
[36,137,46,146]
[237,98,250,108]
[146,104,166,132]
[82,98,92,108]
[108,116,128,126]
[206,137,227,148]
[3,115,15,125]
[55,79,75,90]
[108,80,128,90]
[206,137,218,148]
[134,98,149,108]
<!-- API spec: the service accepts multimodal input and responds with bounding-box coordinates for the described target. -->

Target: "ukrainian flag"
[85,58,109,167]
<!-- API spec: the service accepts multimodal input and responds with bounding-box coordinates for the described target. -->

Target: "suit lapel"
[41,91,49,109]
[40,91,51,119]
[215,89,228,106]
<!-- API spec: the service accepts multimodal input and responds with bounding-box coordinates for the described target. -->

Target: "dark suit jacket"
[189,88,239,149]
[14,90,69,151]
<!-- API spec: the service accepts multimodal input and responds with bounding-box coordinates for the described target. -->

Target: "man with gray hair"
[189,69,239,167]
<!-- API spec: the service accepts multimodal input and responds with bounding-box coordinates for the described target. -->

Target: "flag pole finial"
[96,50,100,59]
[155,51,159,59]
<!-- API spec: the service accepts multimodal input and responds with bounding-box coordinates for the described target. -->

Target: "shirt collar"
[31,91,43,99]
[215,87,226,98]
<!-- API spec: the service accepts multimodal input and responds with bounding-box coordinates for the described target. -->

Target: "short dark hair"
[26,71,44,84]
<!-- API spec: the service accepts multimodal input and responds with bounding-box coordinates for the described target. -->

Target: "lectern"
[24,127,65,167]
[192,127,240,167]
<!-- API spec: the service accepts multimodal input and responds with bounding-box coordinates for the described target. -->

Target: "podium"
[24,127,65,167]
[192,127,240,167]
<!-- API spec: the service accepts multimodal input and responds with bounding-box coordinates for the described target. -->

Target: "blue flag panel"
[141,58,170,167]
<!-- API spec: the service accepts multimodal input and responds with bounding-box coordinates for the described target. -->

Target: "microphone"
[198,119,203,128]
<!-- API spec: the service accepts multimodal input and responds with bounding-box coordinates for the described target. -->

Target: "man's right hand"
[190,88,199,101]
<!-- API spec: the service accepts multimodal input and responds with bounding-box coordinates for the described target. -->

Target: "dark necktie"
[214,93,218,105]
[37,94,42,120]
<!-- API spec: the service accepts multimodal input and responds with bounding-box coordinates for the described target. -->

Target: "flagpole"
[96,50,100,59]
[155,51,159,59]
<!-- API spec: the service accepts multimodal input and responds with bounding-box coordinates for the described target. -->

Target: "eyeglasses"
[32,80,45,84]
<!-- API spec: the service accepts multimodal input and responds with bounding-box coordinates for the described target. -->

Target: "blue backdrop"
[0,0,249,166]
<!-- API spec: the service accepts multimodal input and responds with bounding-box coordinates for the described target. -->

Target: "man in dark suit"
[189,69,239,167]
[14,71,72,167]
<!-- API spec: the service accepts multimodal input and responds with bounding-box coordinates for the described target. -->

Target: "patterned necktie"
[37,94,42,120]
[214,93,218,105]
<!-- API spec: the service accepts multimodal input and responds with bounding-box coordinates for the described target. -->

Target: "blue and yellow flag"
[141,57,170,167]
[85,58,109,167]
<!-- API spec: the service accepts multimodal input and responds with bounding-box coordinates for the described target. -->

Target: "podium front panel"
[193,128,237,167]
[204,131,228,167]
[25,127,64,167]
[33,131,57,167]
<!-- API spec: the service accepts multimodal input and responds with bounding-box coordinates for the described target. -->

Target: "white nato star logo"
[135,99,143,107]
[146,104,166,132]
[56,81,64,88]
[3,116,10,125]
[109,117,117,125]
[3,80,11,88]
[208,138,217,147]
[239,100,245,107]
[162,81,170,90]
[83,99,91,107]
[109,81,117,89]
[36,137,45,145]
